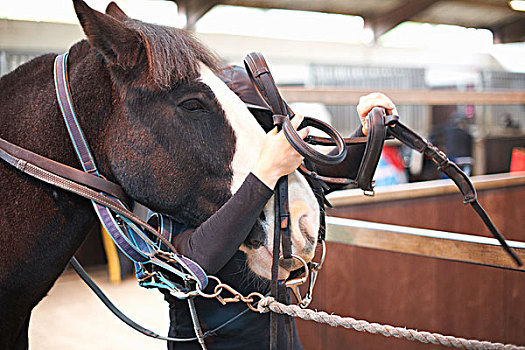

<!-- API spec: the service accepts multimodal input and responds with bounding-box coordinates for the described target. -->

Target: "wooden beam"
[278,87,525,106]
[492,18,525,44]
[364,0,440,40]
[326,173,525,207]
[326,216,525,271]
[175,0,219,31]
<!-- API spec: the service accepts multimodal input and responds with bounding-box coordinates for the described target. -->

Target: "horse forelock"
[124,19,220,90]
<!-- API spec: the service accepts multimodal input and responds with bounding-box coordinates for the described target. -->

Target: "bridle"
[243,50,522,350]
[244,52,391,349]
[0,51,521,350]
[243,52,522,268]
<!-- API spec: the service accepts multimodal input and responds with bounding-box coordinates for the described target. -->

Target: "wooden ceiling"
[173,0,525,43]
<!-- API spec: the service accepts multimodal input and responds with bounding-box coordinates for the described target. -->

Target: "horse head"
[73,0,320,280]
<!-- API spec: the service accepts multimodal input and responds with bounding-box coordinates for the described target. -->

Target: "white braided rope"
[257,297,525,350]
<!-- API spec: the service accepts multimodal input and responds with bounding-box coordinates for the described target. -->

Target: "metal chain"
[195,276,265,312]
[256,297,525,350]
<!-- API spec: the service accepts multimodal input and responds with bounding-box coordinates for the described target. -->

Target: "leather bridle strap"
[0,137,127,202]
[243,52,389,196]
[355,108,389,194]
[383,109,523,267]
[244,52,294,350]
[54,52,156,264]
[244,52,347,166]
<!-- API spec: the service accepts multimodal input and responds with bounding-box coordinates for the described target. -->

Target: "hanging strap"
[382,108,523,267]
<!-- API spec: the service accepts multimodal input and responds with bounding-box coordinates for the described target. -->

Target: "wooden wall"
[484,137,525,174]
[296,178,525,349]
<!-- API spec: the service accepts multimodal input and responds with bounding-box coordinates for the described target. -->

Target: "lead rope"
[257,297,525,350]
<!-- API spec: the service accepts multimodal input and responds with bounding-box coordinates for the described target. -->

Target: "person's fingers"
[268,126,278,136]
[358,92,394,107]
[362,118,369,132]
[290,113,304,130]
[357,93,396,118]
[358,101,396,118]
[391,107,399,116]
[297,126,310,140]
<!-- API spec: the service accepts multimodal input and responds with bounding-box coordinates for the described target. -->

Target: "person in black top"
[164,66,397,349]
[444,113,473,175]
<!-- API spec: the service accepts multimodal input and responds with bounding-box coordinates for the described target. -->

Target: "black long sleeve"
[171,173,273,274]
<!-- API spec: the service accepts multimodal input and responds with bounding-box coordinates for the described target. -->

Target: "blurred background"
[2,0,524,349]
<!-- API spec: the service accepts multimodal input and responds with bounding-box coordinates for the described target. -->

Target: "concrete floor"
[29,268,170,350]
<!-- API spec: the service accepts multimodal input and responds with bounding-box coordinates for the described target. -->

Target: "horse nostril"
[245,219,266,249]
[298,215,312,237]
[248,237,264,248]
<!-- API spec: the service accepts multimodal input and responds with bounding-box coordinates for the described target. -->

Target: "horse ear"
[105,2,128,21]
[73,0,142,68]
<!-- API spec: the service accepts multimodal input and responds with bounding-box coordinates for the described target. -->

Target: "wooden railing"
[280,86,525,105]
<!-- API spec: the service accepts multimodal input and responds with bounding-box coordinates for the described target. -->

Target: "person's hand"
[252,114,309,189]
[356,93,398,136]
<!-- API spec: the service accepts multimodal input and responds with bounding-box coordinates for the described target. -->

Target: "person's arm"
[172,173,273,274]
[173,115,309,274]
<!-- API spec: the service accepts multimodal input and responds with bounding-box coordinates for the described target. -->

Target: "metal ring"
[195,276,222,299]
[281,254,309,287]
[246,292,266,312]
[315,240,327,270]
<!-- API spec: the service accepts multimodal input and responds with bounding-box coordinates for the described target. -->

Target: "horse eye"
[180,99,205,112]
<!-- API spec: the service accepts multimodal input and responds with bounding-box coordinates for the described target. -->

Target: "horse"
[0,1,320,348]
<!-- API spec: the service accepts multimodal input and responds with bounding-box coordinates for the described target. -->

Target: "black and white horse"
[0,1,319,348]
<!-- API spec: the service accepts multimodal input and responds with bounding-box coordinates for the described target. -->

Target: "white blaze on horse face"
[242,172,320,280]
[198,64,265,194]
[198,64,320,280]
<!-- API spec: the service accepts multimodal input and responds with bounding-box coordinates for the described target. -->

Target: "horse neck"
[0,40,115,176]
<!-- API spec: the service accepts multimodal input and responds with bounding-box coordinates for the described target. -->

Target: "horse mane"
[124,18,221,89]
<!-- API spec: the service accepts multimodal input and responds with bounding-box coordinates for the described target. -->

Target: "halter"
[53,52,209,293]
